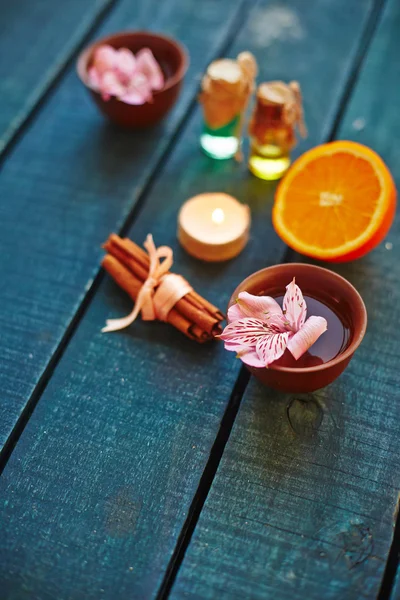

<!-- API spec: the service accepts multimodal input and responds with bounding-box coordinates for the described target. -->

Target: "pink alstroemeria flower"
[87,44,164,105]
[220,278,328,368]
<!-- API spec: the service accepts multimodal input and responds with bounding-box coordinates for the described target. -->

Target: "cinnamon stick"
[103,235,224,334]
[123,237,225,319]
[104,238,148,282]
[190,290,225,321]
[189,324,213,342]
[103,255,141,298]
[102,256,212,343]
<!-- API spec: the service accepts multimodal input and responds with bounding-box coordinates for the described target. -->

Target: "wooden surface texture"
[1,0,392,599]
[0,0,116,154]
[0,0,251,456]
[172,0,400,598]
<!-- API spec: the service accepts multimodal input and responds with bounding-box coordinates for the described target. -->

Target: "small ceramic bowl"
[228,263,367,393]
[77,31,188,128]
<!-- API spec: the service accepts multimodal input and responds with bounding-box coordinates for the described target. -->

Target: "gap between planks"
[0,0,254,469]
[378,494,400,600]
[328,0,388,142]
[1,0,396,597]
[156,367,251,600]
[0,0,118,163]
[154,1,397,598]
[327,2,400,598]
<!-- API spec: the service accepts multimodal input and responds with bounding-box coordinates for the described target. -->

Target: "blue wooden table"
[1,0,399,598]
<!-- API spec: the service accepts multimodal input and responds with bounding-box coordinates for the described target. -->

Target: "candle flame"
[211,208,225,224]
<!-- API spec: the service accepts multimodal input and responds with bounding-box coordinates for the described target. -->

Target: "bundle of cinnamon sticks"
[102,234,225,342]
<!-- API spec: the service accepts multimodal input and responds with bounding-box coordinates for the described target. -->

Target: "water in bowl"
[272,294,351,369]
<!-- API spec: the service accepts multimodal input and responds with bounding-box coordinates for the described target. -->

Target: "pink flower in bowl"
[224,263,367,393]
[220,278,328,368]
[87,44,164,105]
[77,31,188,128]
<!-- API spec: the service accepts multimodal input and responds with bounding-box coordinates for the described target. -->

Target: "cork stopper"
[248,80,307,152]
[257,81,292,105]
[199,52,258,130]
[255,81,307,136]
[207,59,243,85]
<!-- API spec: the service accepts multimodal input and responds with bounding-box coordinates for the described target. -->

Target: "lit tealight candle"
[178,193,251,261]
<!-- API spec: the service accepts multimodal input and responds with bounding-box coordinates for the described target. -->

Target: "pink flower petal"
[100,71,127,98]
[136,48,164,90]
[227,302,244,322]
[283,278,307,331]
[236,347,266,368]
[237,291,283,321]
[227,293,288,333]
[87,66,101,91]
[120,73,153,105]
[120,89,151,105]
[93,45,118,74]
[115,48,137,80]
[222,341,265,368]
[287,316,328,360]
[265,312,292,333]
[256,331,291,366]
[219,317,268,348]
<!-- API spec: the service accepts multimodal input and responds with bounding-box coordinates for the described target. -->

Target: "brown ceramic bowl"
[228,263,367,393]
[77,31,188,128]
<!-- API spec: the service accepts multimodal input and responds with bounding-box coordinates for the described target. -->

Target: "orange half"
[272,141,396,262]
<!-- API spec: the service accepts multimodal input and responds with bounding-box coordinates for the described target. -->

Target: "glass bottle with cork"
[248,81,307,180]
[199,52,257,160]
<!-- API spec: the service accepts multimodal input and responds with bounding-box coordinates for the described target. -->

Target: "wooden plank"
[0,0,116,155]
[0,0,252,454]
[172,1,400,599]
[0,1,375,598]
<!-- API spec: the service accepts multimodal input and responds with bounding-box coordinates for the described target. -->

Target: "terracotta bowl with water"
[77,31,188,128]
[228,263,367,393]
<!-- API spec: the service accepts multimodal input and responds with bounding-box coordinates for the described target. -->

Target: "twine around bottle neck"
[253,81,307,136]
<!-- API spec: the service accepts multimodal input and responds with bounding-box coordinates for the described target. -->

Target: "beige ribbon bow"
[102,234,193,333]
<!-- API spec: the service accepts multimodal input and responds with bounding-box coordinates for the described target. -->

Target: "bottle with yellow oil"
[248,81,307,180]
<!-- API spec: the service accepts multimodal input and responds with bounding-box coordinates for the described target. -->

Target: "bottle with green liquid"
[248,81,307,180]
[201,114,241,160]
[199,53,257,160]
